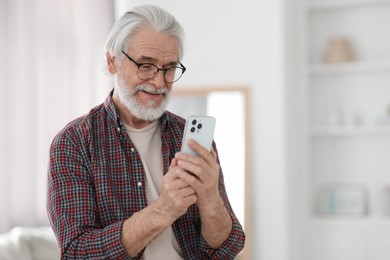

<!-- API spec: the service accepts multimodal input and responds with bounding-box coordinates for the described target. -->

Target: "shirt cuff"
[199,215,245,259]
[102,220,131,259]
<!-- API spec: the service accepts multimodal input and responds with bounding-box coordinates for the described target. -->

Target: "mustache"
[135,84,168,95]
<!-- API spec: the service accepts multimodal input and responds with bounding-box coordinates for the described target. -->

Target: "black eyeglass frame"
[121,50,186,83]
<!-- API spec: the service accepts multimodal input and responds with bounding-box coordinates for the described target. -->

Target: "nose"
[149,69,167,88]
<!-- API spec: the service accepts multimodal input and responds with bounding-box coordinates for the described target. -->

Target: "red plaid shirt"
[47,92,245,259]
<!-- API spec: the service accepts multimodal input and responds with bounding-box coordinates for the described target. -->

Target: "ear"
[106,52,117,75]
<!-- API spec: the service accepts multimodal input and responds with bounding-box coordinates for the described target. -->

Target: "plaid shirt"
[47,92,245,259]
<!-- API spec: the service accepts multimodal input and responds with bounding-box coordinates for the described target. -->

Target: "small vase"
[324,37,354,64]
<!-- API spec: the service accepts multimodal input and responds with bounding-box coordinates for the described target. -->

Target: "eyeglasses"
[121,51,186,83]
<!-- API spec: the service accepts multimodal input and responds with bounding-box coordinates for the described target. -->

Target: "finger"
[177,159,203,180]
[187,139,211,159]
[187,140,219,169]
[176,148,218,176]
[177,168,201,188]
[211,148,217,159]
[164,173,192,191]
[164,164,185,188]
[182,194,197,206]
[166,157,187,181]
[169,157,178,170]
[175,150,206,167]
[179,186,196,198]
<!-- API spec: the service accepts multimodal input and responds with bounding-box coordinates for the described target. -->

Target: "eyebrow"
[137,56,157,63]
[138,55,179,67]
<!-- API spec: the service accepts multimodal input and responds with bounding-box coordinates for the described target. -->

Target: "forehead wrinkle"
[128,26,180,66]
[129,25,181,60]
[133,46,179,65]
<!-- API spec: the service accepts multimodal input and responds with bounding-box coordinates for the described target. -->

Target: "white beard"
[115,76,171,121]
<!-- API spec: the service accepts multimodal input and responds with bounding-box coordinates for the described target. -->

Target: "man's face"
[113,25,180,122]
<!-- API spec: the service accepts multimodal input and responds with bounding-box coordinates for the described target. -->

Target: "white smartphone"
[181,115,216,157]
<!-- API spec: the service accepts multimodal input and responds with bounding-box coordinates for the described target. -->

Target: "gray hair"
[104,4,185,65]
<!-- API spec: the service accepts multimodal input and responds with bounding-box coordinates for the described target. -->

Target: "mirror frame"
[171,85,252,259]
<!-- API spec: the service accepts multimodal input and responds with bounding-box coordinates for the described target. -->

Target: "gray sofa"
[0,226,60,260]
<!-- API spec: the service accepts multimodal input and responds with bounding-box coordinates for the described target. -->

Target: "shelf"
[302,0,390,257]
[309,60,390,75]
[309,216,390,226]
[308,0,390,11]
[310,125,390,137]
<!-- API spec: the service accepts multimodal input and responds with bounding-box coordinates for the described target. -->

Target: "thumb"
[169,157,178,170]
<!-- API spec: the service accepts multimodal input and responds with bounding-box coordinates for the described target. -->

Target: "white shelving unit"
[308,0,390,10]
[301,0,390,259]
[311,125,390,137]
[310,60,390,75]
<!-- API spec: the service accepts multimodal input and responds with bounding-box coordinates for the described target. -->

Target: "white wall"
[116,1,291,259]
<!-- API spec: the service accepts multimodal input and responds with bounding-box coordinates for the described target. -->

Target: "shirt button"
[137,182,142,187]
[131,148,135,153]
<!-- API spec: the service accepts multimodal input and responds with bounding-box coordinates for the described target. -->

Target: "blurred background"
[1,0,390,259]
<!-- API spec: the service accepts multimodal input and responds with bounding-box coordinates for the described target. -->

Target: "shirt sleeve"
[199,215,246,259]
[47,130,130,259]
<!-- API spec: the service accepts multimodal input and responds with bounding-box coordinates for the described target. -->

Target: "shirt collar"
[103,89,121,129]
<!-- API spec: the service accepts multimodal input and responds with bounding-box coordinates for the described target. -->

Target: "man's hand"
[155,158,198,223]
[174,139,221,210]
[121,158,197,257]
[174,139,232,248]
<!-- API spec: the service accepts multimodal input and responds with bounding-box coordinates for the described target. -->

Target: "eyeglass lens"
[137,64,183,83]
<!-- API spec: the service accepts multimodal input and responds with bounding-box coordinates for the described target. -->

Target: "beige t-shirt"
[124,121,182,260]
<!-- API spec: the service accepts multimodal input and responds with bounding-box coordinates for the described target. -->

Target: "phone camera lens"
[192,120,197,125]
[190,127,196,133]
[197,123,202,129]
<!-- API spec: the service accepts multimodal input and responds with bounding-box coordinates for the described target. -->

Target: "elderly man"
[47,4,245,259]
